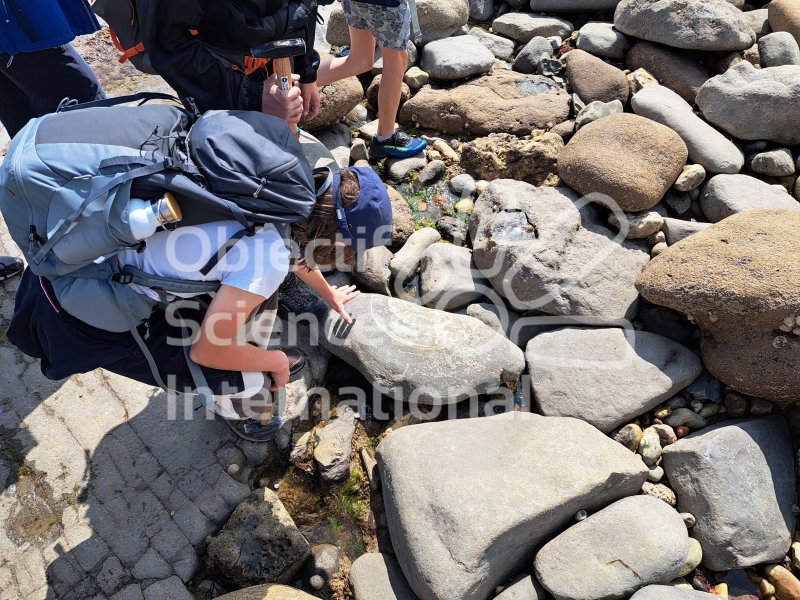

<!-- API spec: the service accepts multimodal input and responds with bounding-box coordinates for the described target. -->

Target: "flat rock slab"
[469,180,650,319]
[320,294,525,404]
[419,243,489,310]
[697,62,800,145]
[527,327,702,433]
[400,71,571,137]
[558,113,688,212]
[349,553,418,600]
[663,416,796,570]
[535,496,689,600]
[377,412,649,600]
[492,13,574,43]
[420,36,495,81]
[632,85,743,174]
[637,210,800,402]
[614,0,755,51]
[700,174,799,222]
[631,586,718,599]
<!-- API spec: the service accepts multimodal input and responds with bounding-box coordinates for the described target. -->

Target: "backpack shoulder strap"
[57,92,180,113]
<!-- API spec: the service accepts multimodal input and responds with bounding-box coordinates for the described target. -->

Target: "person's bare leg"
[316,27,377,87]
[376,47,408,137]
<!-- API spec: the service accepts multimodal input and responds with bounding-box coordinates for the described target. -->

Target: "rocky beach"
[1,0,800,599]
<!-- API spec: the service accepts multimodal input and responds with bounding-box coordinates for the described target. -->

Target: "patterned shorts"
[341,0,412,51]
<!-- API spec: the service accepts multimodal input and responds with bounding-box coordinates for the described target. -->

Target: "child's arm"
[189,284,289,390]
[292,262,360,324]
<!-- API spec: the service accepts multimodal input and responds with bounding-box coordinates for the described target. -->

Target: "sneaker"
[0,256,23,282]
[223,415,284,443]
[369,130,427,160]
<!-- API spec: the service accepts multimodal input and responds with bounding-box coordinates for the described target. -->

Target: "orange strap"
[119,42,146,64]
[243,56,272,76]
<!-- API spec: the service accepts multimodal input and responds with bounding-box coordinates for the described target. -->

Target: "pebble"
[418,159,446,185]
[748,148,796,177]
[698,403,720,419]
[679,538,703,577]
[652,424,678,446]
[638,427,663,465]
[664,191,691,215]
[686,372,723,404]
[674,165,707,192]
[576,21,631,60]
[575,509,588,521]
[667,397,688,409]
[681,513,696,528]
[675,426,689,439]
[723,392,749,418]
[476,180,489,195]
[654,406,672,420]
[665,408,707,430]
[642,481,677,507]
[607,210,664,239]
[749,398,773,416]
[575,99,624,130]
[350,138,368,163]
[432,139,460,163]
[450,173,477,197]
[628,67,659,95]
[758,31,800,67]
[454,197,475,213]
[647,464,664,482]
[614,423,644,452]
[309,575,325,590]
[765,565,800,599]
[403,66,430,90]
[651,242,668,257]
[436,216,467,244]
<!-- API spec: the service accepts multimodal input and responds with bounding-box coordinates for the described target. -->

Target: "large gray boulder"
[377,413,649,600]
[349,553,417,600]
[696,62,800,145]
[630,587,718,600]
[320,294,525,404]
[469,180,650,320]
[700,174,799,222]
[631,85,743,174]
[527,328,702,433]
[662,417,797,571]
[420,36,495,81]
[419,243,489,310]
[534,496,689,600]
[614,0,756,51]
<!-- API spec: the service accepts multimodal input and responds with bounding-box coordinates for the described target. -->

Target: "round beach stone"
[759,31,800,66]
[565,49,629,104]
[626,41,710,104]
[769,0,800,45]
[416,0,470,44]
[558,113,688,212]
[576,21,632,60]
[696,61,800,145]
[631,85,743,174]
[420,36,495,81]
[700,174,799,222]
[534,496,689,600]
[748,148,796,176]
[614,0,756,52]
[513,36,554,74]
[469,27,516,61]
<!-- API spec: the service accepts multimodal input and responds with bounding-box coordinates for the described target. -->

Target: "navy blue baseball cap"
[331,166,393,249]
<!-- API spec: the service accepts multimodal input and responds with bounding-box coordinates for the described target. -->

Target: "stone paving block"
[143,576,193,600]
[149,521,191,562]
[212,471,251,508]
[110,585,145,600]
[96,556,128,596]
[63,523,110,571]
[172,552,200,584]
[132,548,172,581]
[48,375,127,449]
[172,500,214,546]
[166,489,189,514]
[17,548,47,596]
[88,503,149,568]
[148,470,176,504]
[125,490,171,538]
[42,540,85,589]
[194,487,231,524]
[175,468,206,501]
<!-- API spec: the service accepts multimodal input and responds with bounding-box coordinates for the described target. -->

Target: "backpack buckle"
[112,272,134,285]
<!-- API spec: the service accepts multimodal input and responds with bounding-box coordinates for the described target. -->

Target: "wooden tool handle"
[274,57,299,136]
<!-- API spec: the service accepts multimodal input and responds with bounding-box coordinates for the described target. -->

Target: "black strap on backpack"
[57,91,181,113]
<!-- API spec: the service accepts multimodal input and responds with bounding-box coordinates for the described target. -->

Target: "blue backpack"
[0,94,318,334]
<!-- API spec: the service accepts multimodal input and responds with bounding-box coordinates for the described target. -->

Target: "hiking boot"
[223,415,284,443]
[0,256,23,282]
[369,130,427,160]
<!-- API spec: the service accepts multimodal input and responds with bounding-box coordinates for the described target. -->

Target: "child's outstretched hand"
[326,284,360,324]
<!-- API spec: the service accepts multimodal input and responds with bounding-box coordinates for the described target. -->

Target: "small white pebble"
[310,575,325,590]
[575,509,588,521]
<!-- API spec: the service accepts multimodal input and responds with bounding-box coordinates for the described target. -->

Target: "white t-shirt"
[120,221,291,301]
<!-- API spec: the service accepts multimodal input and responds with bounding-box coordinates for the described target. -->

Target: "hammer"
[251,38,307,135]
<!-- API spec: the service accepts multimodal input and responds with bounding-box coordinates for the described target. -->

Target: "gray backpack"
[0,95,317,334]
